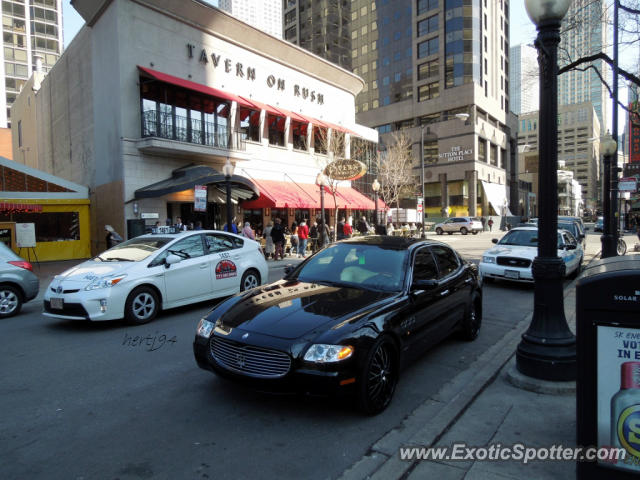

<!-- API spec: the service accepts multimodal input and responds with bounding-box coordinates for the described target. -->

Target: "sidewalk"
[340,251,640,480]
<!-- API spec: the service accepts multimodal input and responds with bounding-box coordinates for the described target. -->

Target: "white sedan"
[479,227,583,283]
[43,230,268,324]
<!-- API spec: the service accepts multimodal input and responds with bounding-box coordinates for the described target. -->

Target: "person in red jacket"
[343,221,353,238]
[297,219,309,257]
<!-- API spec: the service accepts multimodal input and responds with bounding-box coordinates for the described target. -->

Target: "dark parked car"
[0,242,39,318]
[594,217,604,232]
[194,236,482,414]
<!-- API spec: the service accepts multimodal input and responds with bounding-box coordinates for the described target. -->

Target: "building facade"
[12,0,377,254]
[509,44,538,115]
[282,0,352,71]
[517,102,601,212]
[558,0,609,134]
[218,0,282,38]
[1,0,63,128]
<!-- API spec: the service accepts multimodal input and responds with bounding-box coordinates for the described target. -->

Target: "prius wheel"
[356,336,398,415]
[0,285,22,318]
[240,269,260,291]
[436,228,443,235]
[460,295,481,341]
[125,286,159,324]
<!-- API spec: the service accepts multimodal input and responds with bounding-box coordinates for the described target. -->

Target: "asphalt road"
[1,230,602,480]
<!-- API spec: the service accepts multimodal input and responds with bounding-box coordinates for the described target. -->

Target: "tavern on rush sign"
[324,159,367,181]
[187,44,325,106]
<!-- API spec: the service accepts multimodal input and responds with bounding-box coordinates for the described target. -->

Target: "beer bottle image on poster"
[598,326,640,471]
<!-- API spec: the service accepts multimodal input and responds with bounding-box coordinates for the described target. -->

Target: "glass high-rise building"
[219,0,282,38]
[509,44,538,115]
[1,0,63,128]
[558,0,609,134]
[285,0,516,218]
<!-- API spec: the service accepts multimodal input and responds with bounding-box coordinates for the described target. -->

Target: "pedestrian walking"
[337,218,346,240]
[174,217,187,231]
[309,221,319,253]
[223,218,238,234]
[262,221,275,259]
[242,222,255,240]
[488,218,494,232]
[297,219,309,257]
[271,218,285,260]
[357,216,370,235]
[343,220,353,238]
[481,216,486,231]
[290,221,298,256]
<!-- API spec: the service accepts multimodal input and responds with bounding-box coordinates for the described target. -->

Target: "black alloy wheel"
[472,230,479,235]
[460,227,468,235]
[240,269,260,291]
[125,286,159,324]
[459,294,481,341]
[356,336,399,415]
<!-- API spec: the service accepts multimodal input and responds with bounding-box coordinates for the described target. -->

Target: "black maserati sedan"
[193,236,482,414]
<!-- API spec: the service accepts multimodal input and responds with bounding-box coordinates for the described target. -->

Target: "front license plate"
[504,270,519,279]
[50,297,64,309]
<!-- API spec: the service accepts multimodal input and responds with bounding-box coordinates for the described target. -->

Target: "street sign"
[618,177,637,192]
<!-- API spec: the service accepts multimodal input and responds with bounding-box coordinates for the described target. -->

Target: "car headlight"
[84,275,127,291]
[196,318,215,338]
[482,256,496,264]
[303,344,354,363]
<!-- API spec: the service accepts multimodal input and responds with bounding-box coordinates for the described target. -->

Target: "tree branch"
[558,52,640,88]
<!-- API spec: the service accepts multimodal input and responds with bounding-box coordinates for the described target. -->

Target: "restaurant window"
[268,114,285,147]
[292,121,308,150]
[239,107,260,142]
[314,127,327,154]
[0,212,80,242]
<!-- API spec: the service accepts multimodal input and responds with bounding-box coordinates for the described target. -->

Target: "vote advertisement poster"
[194,185,207,212]
[598,325,640,472]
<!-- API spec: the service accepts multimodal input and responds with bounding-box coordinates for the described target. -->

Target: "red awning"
[238,96,285,118]
[333,186,386,210]
[240,180,384,211]
[138,66,254,108]
[0,202,43,212]
[241,180,322,209]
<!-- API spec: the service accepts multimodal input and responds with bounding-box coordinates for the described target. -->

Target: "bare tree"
[314,127,348,239]
[377,130,414,218]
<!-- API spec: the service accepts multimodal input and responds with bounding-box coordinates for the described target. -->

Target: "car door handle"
[199,264,208,269]
[440,289,450,296]
[464,278,472,284]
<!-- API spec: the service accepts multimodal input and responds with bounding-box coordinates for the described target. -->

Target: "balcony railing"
[142,110,245,151]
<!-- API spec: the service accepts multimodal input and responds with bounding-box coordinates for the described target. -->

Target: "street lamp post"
[372,179,380,230]
[601,135,618,256]
[516,0,576,381]
[316,172,327,247]
[420,127,426,238]
[223,158,235,232]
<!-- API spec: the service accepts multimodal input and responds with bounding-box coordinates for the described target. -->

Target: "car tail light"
[8,260,33,272]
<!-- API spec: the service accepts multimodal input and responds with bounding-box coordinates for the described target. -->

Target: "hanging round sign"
[324,159,367,181]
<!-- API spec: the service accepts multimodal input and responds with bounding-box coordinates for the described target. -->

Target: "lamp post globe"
[601,136,617,157]
[372,179,380,228]
[516,0,576,381]
[223,159,235,232]
[600,134,618,257]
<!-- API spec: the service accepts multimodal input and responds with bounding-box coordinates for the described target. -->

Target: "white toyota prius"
[43,229,268,324]
[479,226,584,283]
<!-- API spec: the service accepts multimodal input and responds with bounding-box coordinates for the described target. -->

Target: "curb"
[338,274,579,480]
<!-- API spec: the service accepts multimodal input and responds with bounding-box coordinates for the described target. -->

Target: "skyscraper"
[1,0,63,128]
[509,44,538,115]
[283,0,351,70]
[287,0,515,218]
[218,0,282,38]
[558,0,609,133]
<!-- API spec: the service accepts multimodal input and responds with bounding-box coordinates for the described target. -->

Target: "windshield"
[295,243,408,292]
[94,237,173,262]
[558,223,578,236]
[497,230,539,247]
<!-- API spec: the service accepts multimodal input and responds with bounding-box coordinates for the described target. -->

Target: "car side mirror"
[411,278,438,291]
[565,244,577,250]
[283,264,295,276]
[165,254,182,267]
[491,238,499,244]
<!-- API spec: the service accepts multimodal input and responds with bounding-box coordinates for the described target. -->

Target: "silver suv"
[0,242,39,317]
[434,217,483,235]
